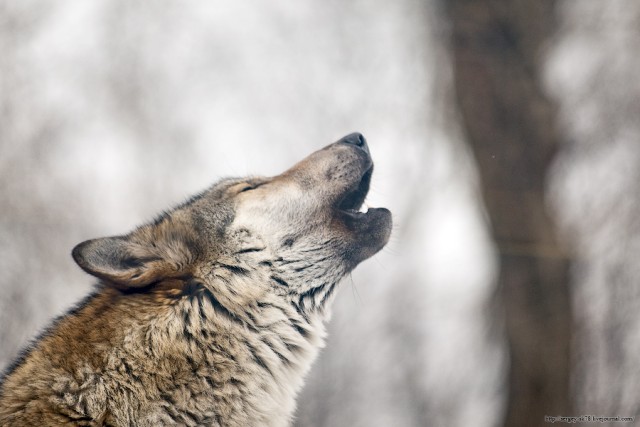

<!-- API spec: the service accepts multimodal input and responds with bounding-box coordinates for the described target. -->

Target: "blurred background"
[1,1,639,426]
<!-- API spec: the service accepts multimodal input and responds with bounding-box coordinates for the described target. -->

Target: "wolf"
[0,133,391,426]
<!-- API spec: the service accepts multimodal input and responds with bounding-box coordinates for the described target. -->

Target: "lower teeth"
[346,206,369,214]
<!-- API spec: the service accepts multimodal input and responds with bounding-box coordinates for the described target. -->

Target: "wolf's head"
[72,133,391,314]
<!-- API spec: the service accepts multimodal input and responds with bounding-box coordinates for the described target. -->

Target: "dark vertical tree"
[445,1,572,426]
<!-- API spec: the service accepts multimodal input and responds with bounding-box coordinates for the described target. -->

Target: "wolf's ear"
[72,234,185,288]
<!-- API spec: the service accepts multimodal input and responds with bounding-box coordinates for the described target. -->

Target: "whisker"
[349,273,362,306]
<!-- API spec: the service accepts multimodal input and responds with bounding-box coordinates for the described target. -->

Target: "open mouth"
[337,166,373,217]
[325,134,392,263]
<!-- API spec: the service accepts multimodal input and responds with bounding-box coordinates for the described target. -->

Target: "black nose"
[338,132,369,154]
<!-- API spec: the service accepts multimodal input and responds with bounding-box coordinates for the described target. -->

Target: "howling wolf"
[0,133,392,426]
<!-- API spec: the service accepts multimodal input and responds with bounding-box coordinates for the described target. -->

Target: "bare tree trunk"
[445,1,572,426]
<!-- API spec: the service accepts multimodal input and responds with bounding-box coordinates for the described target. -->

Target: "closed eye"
[239,182,264,193]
